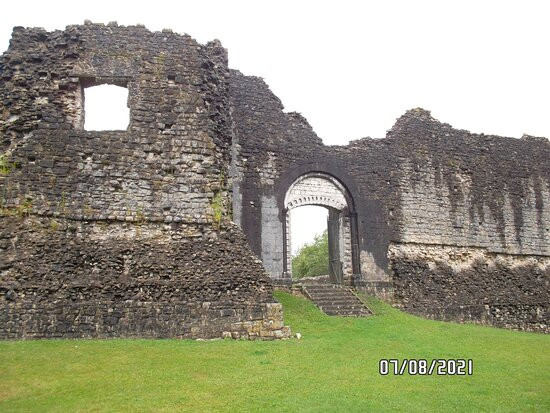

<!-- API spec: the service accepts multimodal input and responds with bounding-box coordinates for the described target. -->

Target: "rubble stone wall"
[0,23,232,223]
[0,23,289,340]
[1,22,547,335]
[389,243,549,332]
[229,71,549,332]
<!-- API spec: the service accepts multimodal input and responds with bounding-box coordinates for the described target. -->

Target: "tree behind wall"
[291,230,329,278]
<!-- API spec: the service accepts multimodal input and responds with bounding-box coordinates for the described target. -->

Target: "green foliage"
[18,198,32,217]
[291,230,329,278]
[210,171,227,228]
[55,192,68,215]
[0,197,32,218]
[49,219,60,231]
[134,206,145,225]
[0,292,549,412]
[0,152,16,175]
[211,191,224,228]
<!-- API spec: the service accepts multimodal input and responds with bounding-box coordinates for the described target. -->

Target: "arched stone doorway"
[282,172,360,285]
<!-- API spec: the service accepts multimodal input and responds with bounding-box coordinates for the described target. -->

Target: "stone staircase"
[300,284,372,317]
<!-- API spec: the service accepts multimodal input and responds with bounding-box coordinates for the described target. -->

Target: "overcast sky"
[2,0,549,253]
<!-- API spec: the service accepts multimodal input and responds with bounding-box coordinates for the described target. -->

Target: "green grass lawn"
[1,292,549,412]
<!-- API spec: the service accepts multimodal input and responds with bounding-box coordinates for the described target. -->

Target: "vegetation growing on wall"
[291,230,329,278]
[0,197,32,218]
[210,171,228,229]
[0,152,16,175]
[211,191,224,228]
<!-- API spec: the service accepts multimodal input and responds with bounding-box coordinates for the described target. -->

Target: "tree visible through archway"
[290,205,328,279]
[283,172,357,285]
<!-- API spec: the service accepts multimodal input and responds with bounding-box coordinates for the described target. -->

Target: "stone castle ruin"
[0,22,548,338]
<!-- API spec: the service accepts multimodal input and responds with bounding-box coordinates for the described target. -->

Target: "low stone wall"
[1,300,288,340]
[0,216,290,339]
[389,243,549,333]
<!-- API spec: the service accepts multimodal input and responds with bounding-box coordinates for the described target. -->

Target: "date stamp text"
[379,359,473,375]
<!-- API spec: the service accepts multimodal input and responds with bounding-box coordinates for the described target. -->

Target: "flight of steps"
[301,284,372,317]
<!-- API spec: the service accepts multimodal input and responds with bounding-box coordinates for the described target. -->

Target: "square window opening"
[79,79,130,131]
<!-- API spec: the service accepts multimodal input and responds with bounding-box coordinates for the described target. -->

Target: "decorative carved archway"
[283,172,360,284]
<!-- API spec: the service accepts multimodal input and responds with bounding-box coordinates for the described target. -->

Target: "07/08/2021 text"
[379,359,473,376]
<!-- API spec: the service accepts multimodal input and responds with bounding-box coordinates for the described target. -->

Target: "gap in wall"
[290,205,328,279]
[84,84,129,131]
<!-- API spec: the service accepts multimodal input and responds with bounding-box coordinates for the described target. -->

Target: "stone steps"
[300,284,372,317]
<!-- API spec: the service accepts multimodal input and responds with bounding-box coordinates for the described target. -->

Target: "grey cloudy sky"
[2,0,549,252]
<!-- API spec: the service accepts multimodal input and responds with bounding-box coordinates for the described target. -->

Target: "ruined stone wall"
[1,23,547,335]
[389,243,548,332]
[230,70,397,289]
[0,217,287,339]
[229,70,326,262]
[1,23,231,223]
[387,109,549,255]
[230,72,549,332]
[0,23,289,339]
[383,110,549,332]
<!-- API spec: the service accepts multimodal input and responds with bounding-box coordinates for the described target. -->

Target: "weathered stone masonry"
[0,23,289,339]
[1,23,548,337]
[230,72,549,333]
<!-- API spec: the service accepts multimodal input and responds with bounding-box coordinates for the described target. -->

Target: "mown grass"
[1,292,549,412]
